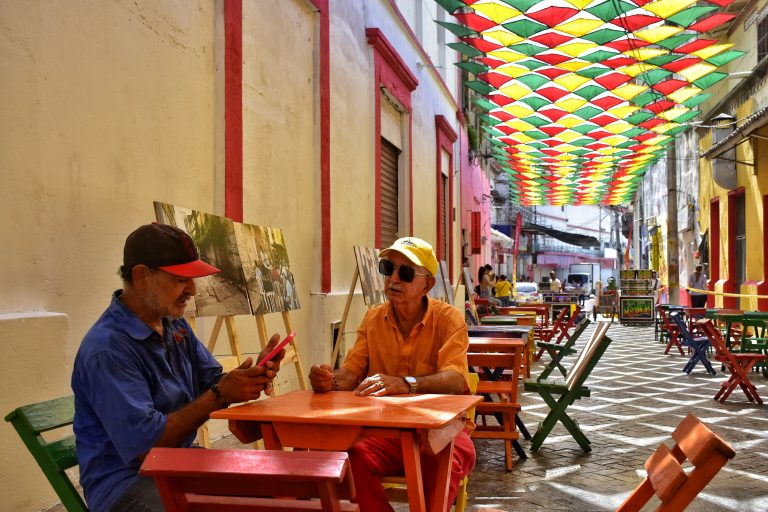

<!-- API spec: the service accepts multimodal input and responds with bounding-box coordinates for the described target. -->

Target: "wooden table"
[480,315,520,326]
[468,325,531,338]
[211,390,481,512]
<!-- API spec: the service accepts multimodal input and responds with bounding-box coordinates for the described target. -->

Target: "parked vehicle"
[567,263,600,294]
[514,281,540,303]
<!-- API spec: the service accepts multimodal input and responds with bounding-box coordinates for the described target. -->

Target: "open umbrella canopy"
[435,0,743,206]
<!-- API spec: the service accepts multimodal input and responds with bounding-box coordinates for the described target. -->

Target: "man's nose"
[185,279,196,295]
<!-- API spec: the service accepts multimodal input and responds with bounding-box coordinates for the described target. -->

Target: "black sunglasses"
[378,259,430,283]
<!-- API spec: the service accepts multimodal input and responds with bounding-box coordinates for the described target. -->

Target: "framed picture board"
[619,296,655,323]
[354,246,386,306]
[154,201,301,316]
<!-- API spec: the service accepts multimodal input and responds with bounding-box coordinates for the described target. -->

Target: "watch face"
[405,376,416,385]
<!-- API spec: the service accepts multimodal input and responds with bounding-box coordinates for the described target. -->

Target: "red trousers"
[347,430,476,512]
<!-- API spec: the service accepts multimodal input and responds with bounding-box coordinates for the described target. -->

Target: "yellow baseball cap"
[379,237,438,276]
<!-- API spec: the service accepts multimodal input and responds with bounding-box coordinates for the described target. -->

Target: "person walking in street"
[688,265,708,307]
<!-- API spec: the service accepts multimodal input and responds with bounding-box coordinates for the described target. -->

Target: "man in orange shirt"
[309,237,474,512]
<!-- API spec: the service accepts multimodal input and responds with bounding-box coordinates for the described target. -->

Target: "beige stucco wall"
[1,0,463,508]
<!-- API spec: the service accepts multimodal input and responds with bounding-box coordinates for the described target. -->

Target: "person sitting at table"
[72,223,286,512]
[309,237,474,512]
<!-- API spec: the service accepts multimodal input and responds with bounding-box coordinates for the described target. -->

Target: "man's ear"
[131,264,152,285]
[422,276,436,295]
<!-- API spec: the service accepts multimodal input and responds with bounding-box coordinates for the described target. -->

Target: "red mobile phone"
[256,332,295,366]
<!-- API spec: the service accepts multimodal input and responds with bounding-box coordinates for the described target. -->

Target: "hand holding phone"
[256,332,295,366]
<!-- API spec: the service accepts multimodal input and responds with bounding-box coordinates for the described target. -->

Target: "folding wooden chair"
[4,395,87,512]
[140,447,358,511]
[698,319,767,404]
[534,306,568,361]
[524,321,612,453]
[536,319,590,380]
[657,305,684,355]
[671,314,715,375]
[616,413,736,512]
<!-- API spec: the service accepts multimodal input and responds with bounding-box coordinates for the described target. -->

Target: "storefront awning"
[491,227,514,248]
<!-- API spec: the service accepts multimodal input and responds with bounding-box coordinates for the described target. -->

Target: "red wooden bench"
[617,413,735,511]
[139,447,358,511]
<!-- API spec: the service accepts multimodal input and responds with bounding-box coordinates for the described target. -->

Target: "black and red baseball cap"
[123,223,220,278]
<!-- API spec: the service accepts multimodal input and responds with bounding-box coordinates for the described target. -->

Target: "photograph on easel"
[154,202,252,317]
[235,222,301,314]
[462,267,474,296]
[354,246,386,306]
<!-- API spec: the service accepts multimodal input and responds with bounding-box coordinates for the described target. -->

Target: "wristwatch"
[404,375,418,394]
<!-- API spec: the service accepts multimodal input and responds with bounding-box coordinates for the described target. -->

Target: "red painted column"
[311,0,331,293]
[708,198,719,308]
[224,0,243,222]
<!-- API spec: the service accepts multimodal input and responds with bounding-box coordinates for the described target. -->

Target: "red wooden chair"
[139,447,358,511]
[535,305,582,361]
[656,305,684,355]
[616,413,735,512]
[698,319,767,404]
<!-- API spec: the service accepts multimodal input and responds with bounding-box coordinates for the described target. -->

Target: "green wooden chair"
[536,319,590,381]
[4,395,87,511]
[524,321,612,453]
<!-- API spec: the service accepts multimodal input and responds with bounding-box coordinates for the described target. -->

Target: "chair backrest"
[554,305,582,343]
[140,447,357,512]
[468,351,521,399]
[4,395,87,512]
[671,314,694,344]
[697,319,730,357]
[564,321,611,391]
[617,413,735,512]
[656,305,671,326]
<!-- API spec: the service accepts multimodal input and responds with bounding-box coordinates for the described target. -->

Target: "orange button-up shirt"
[342,297,469,386]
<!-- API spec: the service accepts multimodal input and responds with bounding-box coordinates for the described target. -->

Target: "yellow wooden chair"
[382,373,479,511]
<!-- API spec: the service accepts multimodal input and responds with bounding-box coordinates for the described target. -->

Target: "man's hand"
[355,373,408,397]
[218,333,284,403]
[309,364,335,392]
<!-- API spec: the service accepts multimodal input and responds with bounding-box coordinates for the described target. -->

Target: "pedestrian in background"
[688,265,708,307]
[494,275,512,307]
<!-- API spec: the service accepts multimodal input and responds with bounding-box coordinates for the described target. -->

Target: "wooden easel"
[330,267,359,367]
[456,268,479,324]
[192,311,307,447]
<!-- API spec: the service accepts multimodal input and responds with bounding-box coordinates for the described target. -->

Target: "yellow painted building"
[697,0,768,310]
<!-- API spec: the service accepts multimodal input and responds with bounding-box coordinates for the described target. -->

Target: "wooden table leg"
[428,438,454,512]
[260,423,284,450]
[401,431,426,512]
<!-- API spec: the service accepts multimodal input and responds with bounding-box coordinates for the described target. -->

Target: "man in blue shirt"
[72,223,285,512]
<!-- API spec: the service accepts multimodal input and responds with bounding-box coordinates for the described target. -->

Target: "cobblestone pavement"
[463,319,768,511]
[48,320,767,512]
